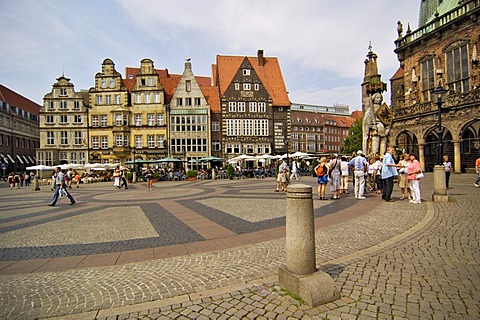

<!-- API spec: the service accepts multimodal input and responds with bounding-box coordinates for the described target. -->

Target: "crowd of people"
[5,172,34,189]
[273,148,468,205]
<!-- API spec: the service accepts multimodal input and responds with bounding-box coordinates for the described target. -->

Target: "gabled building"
[88,58,130,164]
[168,61,211,165]
[213,50,291,160]
[391,0,480,172]
[0,84,40,174]
[38,77,88,166]
[125,59,168,162]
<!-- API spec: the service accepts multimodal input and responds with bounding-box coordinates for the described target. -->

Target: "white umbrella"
[26,165,54,171]
[290,151,313,158]
[85,163,106,169]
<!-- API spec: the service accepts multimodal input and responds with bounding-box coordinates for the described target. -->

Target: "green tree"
[341,117,363,156]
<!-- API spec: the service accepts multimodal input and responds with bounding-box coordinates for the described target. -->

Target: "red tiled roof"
[390,67,404,81]
[351,110,363,119]
[201,86,220,113]
[159,75,181,104]
[291,110,356,128]
[214,53,290,106]
[0,84,41,115]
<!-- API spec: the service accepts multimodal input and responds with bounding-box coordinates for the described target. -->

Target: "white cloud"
[0,0,419,109]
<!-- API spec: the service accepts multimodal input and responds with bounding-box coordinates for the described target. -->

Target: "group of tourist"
[308,148,460,204]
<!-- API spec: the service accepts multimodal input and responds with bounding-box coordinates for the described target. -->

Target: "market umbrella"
[198,156,223,162]
[154,157,184,163]
[26,164,54,180]
[26,165,54,171]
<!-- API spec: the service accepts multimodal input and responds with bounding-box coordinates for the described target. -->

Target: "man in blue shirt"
[381,147,398,202]
[348,150,368,199]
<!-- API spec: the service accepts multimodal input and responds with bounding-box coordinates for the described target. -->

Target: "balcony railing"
[396,0,479,48]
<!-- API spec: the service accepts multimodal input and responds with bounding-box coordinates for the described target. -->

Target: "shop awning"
[28,156,35,163]
[16,155,24,164]
[22,155,30,164]
[7,154,14,163]
[0,154,6,163]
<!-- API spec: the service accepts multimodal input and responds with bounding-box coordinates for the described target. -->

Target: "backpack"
[316,165,326,176]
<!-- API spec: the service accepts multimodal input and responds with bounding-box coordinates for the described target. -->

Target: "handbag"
[59,188,67,197]
[416,172,424,179]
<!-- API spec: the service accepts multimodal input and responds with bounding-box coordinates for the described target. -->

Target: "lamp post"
[431,83,448,202]
[432,84,448,165]
[132,148,136,183]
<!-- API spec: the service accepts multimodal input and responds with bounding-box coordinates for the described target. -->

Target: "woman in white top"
[443,155,453,189]
[340,156,349,194]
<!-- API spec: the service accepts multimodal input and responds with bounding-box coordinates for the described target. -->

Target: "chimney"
[257,49,264,67]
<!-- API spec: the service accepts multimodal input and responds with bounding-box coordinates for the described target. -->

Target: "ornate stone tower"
[361,43,390,156]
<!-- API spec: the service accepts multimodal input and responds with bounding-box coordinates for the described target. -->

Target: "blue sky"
[0,0,419,111]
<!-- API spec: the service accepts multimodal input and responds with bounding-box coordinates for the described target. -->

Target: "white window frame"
[135,114,142,126]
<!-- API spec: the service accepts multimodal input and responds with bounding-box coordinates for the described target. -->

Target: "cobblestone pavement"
[0,173,479,319]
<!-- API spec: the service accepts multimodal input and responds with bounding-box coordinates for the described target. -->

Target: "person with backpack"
[314,157,329,200]
[348,150,369,199]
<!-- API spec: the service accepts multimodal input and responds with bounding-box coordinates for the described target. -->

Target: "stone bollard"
[278,184,339,306]
[432,165,449,202]
[33,175,40,191]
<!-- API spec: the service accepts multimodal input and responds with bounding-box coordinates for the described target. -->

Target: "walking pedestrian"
[328,154,341,199]
[407,153,422,204]
[348,150,368,199]
[145,168,153,191]
[275,159,287,192]
[340,156,350,194]
[381,147,398,202]
[443,155,453,189]
[315,157,329,200]
[475,157,480,188]
[48,167,76,206]
[397,154,412,200]
[372,155,383,194]
[289,160,299,181]
[120,169,128,189]
[113,169,121,189]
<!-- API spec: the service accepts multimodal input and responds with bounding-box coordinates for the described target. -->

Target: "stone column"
[433,165,449,202]
[33,175,40,191]
[285,184,316,275]
[418,142,425,171]
[453,139,462,173]
[278,184,339,306]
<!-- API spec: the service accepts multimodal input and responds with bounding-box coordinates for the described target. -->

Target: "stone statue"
[363,92,390,156]
[397,21,403,38]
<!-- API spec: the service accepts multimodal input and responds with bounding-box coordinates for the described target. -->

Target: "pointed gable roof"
[214,51,290,106]
[201,86,220,113]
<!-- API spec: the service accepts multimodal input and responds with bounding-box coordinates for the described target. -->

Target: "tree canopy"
[341,117,363,157]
